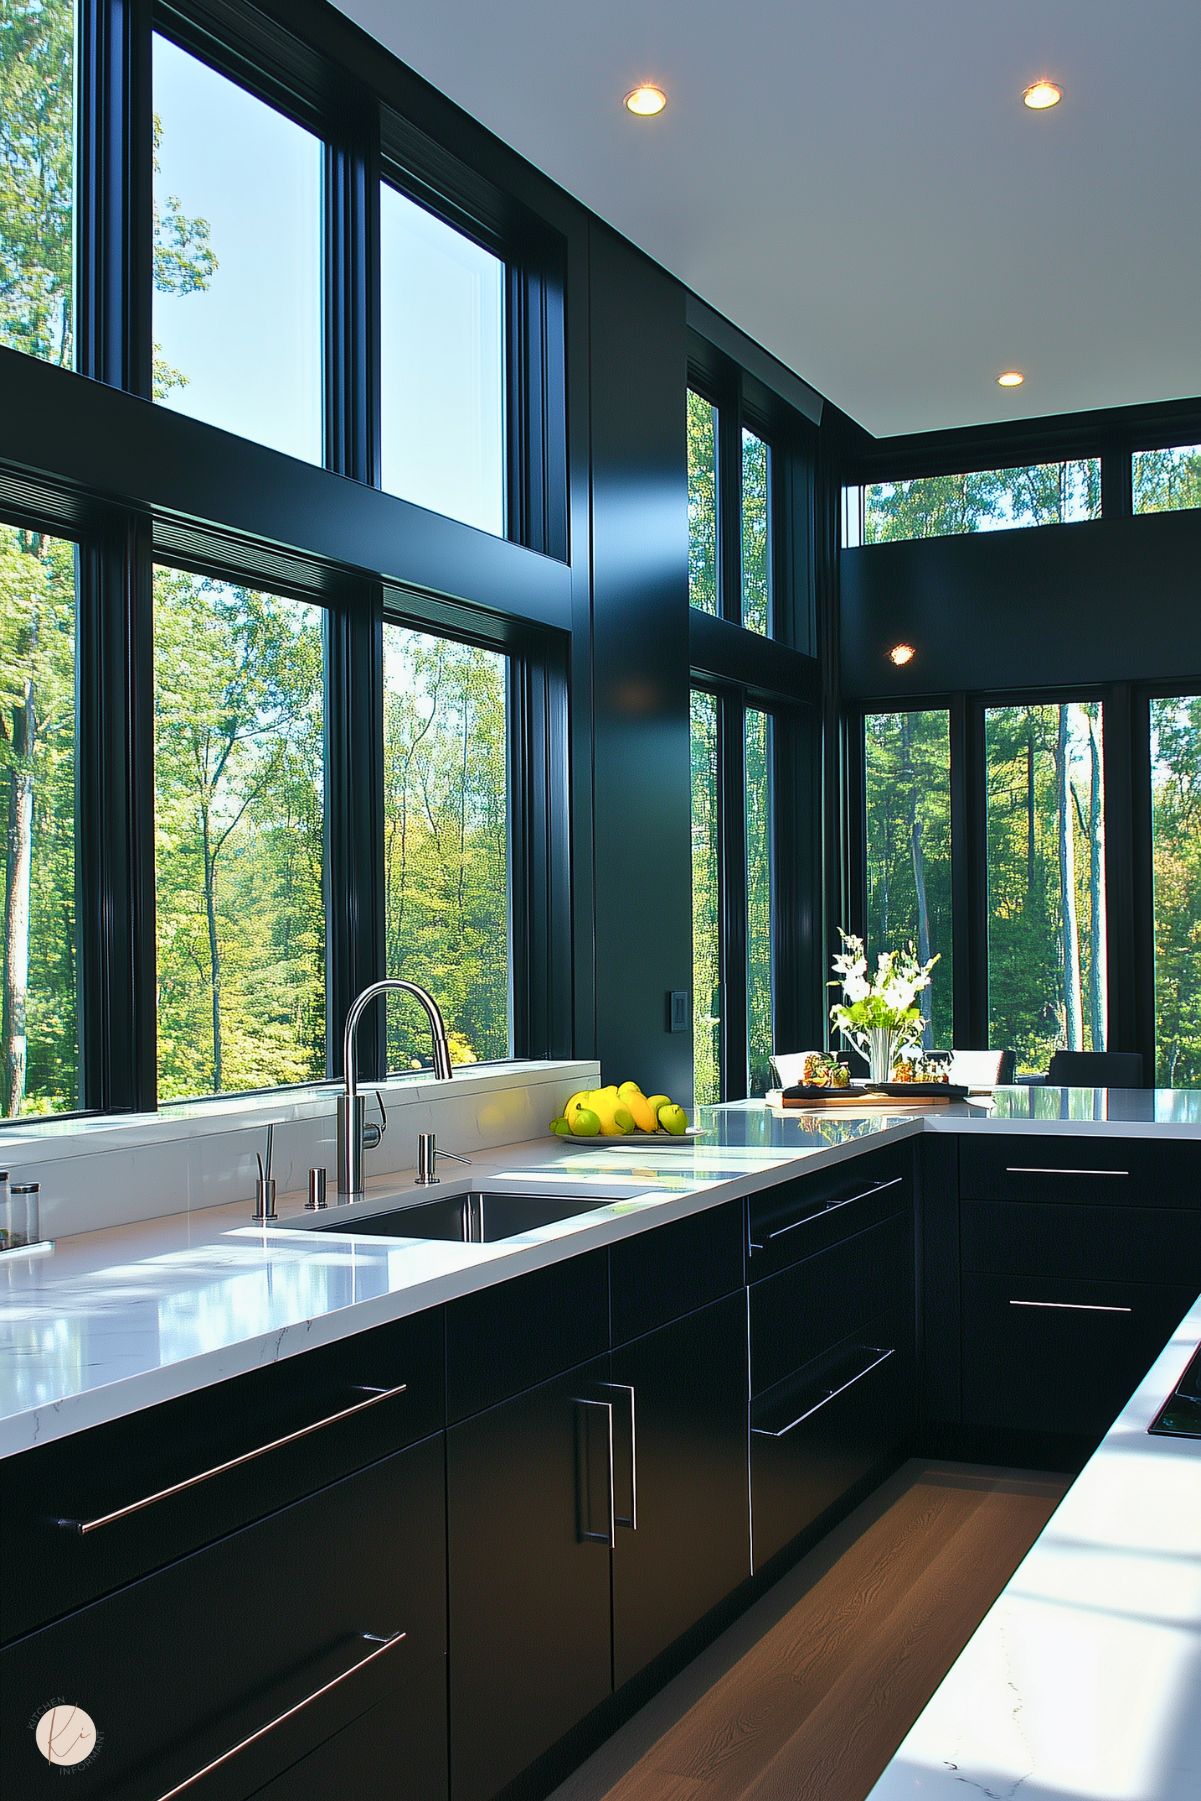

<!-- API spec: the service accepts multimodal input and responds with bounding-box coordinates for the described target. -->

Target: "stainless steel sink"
[312,1189,616,1244]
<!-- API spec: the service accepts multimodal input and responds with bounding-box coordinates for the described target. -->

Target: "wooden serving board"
[766,1088,958,1110]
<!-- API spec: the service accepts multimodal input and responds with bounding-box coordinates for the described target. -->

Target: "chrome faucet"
[336,979,454,1198]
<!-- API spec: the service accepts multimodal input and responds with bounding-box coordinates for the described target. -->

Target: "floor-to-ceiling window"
[985,702,1106,1074]
[864,709,953,1049]
[690,689,721,1105]
[1150,694,1201,1088]
[745,706,775,1092]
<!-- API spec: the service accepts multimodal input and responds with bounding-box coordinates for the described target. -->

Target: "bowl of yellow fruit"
[549,1081,698,1141]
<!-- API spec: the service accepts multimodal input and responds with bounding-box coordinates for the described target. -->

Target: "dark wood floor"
[548,1459,1070,1801]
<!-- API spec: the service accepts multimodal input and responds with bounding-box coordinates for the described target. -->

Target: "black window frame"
[845,678,1201,1081]
[0,0,573,1124]
[687,334,815,652]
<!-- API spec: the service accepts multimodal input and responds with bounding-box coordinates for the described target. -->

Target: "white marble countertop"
[3,1089,1200,1458]
[865,1290,1201,1801]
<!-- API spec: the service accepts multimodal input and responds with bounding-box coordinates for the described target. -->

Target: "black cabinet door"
[447,1358,613,1801]
[0,1434,447,1801]
[610,1293,750,1689]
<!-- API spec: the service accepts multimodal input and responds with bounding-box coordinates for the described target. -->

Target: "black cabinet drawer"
[751,1314,912,1571]
[2,1307,445,1644]
[962,1197,1201,1284]
[750,1211,912,1396]
[959,1135,1201,1206]
[961,1273,1199,1438]
[747,1145,910,1282]
[610,1200,744,1344]
[0,1433,448,1801]
[445,1250,608,1422]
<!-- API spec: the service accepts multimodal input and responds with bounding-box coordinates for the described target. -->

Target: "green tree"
[383,627,509,1070]
[690,690,721,1104]
[1151,696,1201,1086]
[154,572,325,1098]
[686,390,718,614]
[866,710,953,1048]
[1133,446,1201,515]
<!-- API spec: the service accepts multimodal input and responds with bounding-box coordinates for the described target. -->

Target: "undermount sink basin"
[313,1189,615,1244]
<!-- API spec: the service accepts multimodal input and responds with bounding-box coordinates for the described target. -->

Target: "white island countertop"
[2,1087,1200,1458]
[866,1288,1201,1801]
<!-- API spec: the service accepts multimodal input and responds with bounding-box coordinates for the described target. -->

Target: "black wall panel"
[840,508,1201,700]
[585,227,693,1098]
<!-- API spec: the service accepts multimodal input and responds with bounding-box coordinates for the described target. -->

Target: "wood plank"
[547,1460,1068,1801]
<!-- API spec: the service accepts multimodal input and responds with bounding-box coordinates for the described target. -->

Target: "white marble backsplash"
[0,1060,599,1241]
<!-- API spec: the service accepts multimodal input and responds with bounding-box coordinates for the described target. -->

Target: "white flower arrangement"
[829,931,939,1075]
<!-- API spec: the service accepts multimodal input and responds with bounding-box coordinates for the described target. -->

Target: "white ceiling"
[335,0,1201,438]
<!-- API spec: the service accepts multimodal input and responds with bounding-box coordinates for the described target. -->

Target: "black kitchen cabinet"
[610,1290,750,1688]
[0,1432,448,1801]
[747,1144,917,1571]
[751,1311,913,1569]
[962,1273,1199,1438]
[446,1357,614,1801]
[2,1305,445,1644]
[956,1133,1201,1448]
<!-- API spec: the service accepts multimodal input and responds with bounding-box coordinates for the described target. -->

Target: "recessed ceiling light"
[888,644,916,667]
[1023,79,1063,110]
[997,370,1025,388]
[624,84,667,117]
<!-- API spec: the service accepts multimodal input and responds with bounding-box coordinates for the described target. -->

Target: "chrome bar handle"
[1004,1165,1129,1177]
[155,1629,406,1800]
[60,1383,409,1534]
[575,1397,616,1548]
[749,1175,903,1252]
[601,1383,638,1531]
[751,1347,894,1440]
[1008,1299,1133,1313]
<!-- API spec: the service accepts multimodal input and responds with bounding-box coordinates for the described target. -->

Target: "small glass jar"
[1,1179,40,1252]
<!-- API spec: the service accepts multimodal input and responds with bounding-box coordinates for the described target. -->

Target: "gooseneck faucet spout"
[337,979,453,1198]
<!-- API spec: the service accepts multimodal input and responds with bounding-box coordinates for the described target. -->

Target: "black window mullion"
[1121,687,1157,1071]
[77,0,153,394]
[717,405,742,626]
[954,695,989,1049]
[325,588,385,1082]
[324,93,379,485]
[508,640,572,1059]
[78,514,157,1111]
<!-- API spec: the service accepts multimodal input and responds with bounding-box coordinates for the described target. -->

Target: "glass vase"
[865,1027,900,1085]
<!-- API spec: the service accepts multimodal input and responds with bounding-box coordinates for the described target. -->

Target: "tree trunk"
[1056,707,1083,1049]
[3,683,36,1116]
[1087,710,1106,1048]
[200,800,223,1092]
[901,713,933,1045]
[1025,722,1036,898]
